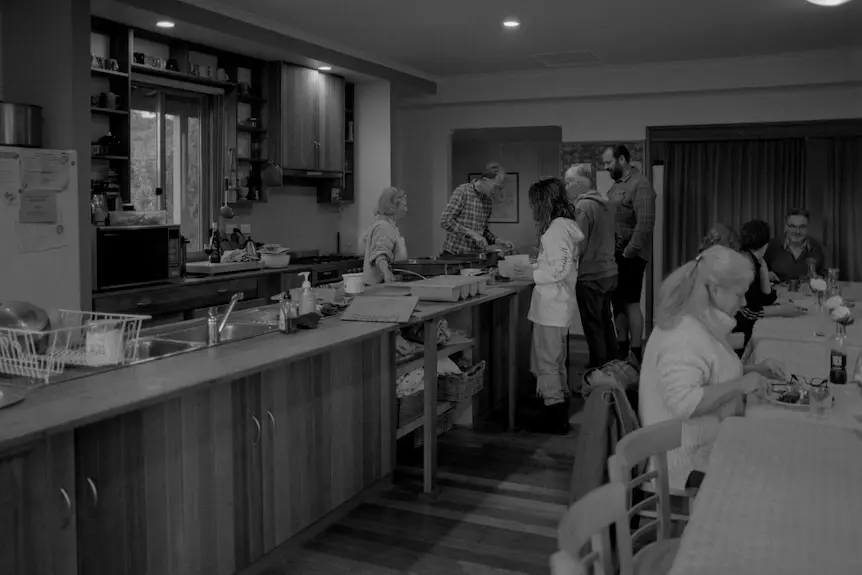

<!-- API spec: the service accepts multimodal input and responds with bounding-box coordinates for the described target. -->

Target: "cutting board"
[342,295,419,323]
[186,261,262,276]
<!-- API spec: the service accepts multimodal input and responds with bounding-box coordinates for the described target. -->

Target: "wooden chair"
[607,419,686,575]
[551,481,634,575]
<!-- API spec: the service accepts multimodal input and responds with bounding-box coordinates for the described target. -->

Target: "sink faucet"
[218,293,245,335]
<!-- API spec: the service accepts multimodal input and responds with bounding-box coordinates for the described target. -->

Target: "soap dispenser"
[298,272,316,315]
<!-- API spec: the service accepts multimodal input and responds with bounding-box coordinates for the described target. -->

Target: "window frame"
[130,75,224,258]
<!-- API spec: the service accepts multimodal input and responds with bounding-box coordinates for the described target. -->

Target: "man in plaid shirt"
[440,163,513,255]
[603,145,656,363]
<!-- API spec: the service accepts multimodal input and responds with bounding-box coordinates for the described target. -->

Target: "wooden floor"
[240,338,589,575]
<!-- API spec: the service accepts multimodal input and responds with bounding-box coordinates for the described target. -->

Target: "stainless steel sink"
[131,338,203,361]
[160,322,276,344]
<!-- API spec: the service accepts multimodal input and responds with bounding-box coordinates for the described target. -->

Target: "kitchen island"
[0,280,532,575]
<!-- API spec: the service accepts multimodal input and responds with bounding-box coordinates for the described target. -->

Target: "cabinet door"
[0,435,77,575]
[279,66,319,170]
[231,376,264,570]
[317,74,345,172]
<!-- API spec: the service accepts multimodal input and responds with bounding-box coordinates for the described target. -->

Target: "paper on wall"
[0,151,21,202]
[20,150,71,192]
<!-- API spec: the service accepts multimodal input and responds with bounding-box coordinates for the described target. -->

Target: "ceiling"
[180,0,862,77]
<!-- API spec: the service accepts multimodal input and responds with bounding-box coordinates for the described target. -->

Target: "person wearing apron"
[360,187,409,285]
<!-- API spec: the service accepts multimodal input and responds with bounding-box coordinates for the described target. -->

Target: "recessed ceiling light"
[156,21,175,29]
[502,19,520,29]
[318,65,332,71]
[806,0,851,5]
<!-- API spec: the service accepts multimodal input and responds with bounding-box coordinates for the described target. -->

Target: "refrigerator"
[0,147,82,313]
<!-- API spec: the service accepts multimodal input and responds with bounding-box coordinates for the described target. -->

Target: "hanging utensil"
[220,148,235,219]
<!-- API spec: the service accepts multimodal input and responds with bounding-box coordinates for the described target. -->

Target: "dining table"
[668,416,862,575]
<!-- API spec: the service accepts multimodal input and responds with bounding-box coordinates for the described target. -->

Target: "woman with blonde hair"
[360,187,409,285]
[638,245,786,490]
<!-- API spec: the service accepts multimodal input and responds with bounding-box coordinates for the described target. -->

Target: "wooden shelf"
[91,107,129,116]
[131,64,236,89]
[396,401,453,439]
[92,154,129,161]
[396,337,474,374]
[91,67,129,78]
[237,94,266,104]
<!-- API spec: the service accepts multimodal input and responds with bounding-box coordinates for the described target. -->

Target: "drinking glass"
[808,383,831,420]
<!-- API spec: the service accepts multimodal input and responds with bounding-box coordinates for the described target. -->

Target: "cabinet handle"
[217,288,228,294]
[86,477,98,507]
[252,415,262,446]
[266,410,275,433]
[60,488,72,529]
[136,299,151,308]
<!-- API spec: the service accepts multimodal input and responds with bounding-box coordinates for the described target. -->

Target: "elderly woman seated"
[361,187,409,285]
[639,245,786,491]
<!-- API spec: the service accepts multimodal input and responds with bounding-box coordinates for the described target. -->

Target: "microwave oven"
[92,225,186,291]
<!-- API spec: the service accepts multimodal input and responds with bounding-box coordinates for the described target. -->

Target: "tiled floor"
[240,337,590,575]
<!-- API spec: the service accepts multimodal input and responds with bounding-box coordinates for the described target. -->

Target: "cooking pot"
[0,101,43,148]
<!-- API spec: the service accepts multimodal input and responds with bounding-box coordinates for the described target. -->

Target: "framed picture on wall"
[468,172,519,223]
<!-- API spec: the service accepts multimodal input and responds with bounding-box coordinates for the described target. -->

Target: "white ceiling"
[181,0,862,77]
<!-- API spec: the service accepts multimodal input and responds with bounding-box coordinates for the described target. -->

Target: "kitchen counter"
[0,279,534,575]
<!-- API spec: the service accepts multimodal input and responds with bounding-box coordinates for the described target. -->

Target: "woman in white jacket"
[516,177,585,434]
[640,245,786,489]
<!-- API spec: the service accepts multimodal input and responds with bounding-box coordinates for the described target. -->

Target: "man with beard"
[602,145,656,364]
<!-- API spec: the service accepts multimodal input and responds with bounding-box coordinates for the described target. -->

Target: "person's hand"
[769,271,780,283]
[470,231,488,249]
[382,268,395,283]
[739,372,770,396]
[751,358,788,381]
[622,247,636,259]
[496,238,515,251]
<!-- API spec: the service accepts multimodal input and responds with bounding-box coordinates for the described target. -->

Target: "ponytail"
[655,261,700,330]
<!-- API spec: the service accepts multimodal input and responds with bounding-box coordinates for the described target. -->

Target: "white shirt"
[639,313,743,490]
[527,218,584,328]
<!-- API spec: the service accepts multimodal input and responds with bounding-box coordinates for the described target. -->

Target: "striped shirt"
[440,182,496,254]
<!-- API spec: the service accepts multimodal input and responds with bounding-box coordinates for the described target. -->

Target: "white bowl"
[461,268,482,276]
[261,253,291,268]
[343,272,365,295]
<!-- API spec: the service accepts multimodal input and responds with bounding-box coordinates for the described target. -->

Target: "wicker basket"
[438,360,486,402]
[413,410,454,447]
[397,390,424,427]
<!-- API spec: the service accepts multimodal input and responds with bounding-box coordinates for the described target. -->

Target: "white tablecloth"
[668,417,862,575]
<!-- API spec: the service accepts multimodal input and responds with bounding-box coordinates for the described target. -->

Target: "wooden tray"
[186,260,261,276]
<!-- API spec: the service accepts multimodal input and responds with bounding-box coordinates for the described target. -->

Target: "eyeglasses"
[787,224,808,231]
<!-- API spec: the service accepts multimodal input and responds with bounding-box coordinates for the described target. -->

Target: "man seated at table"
[764,208,826,282]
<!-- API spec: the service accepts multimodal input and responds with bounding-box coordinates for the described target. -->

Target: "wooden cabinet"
[73,387,237,575]
[271,64,345,172]
[0,435,77,575]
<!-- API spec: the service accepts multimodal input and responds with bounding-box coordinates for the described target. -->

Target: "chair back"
[552,482,635,575]
[608,419,682,548]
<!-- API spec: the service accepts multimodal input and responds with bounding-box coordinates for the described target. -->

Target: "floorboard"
[240,340,590,575]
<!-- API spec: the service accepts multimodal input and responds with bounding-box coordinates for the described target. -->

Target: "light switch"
[240,224,252,234]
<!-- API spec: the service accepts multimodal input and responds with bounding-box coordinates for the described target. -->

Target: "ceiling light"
[156,21,175,29]
[502,19,520,29]
[805,0,851,5]
[318,65,332,71]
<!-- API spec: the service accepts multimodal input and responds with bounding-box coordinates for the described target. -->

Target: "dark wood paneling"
[648,119,862,143]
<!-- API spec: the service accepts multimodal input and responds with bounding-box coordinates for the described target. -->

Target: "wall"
[394,49,862,259]
[450,128,561,250]
[339,80,391,255]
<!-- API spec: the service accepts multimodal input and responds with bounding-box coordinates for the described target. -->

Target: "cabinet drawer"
[93,278,259,316]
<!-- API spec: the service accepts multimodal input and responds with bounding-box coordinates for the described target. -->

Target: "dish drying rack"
[0,310,150,385]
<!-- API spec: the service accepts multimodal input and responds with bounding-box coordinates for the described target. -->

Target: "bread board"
[407,276,486,301]
[186,261,262,276]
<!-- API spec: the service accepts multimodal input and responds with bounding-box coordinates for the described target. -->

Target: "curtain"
[822,136,862,281]
[663,139,807,274]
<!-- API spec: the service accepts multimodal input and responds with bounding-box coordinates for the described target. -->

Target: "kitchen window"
[130,83,222,254]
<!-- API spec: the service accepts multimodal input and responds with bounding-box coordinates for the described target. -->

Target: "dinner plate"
[0,384,28,410]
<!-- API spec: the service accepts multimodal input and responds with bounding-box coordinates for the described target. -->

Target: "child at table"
[514,178,584,434]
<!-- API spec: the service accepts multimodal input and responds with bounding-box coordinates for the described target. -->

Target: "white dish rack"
[0,310,150,385]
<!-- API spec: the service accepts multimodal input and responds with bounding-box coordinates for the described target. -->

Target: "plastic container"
[261,253,291,269]
[343,272,365,295]
[298,272,316,315]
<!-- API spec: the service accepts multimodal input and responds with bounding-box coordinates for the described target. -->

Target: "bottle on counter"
[298,272,316,316]
[829,323,848,385]
[275,293,298,334]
